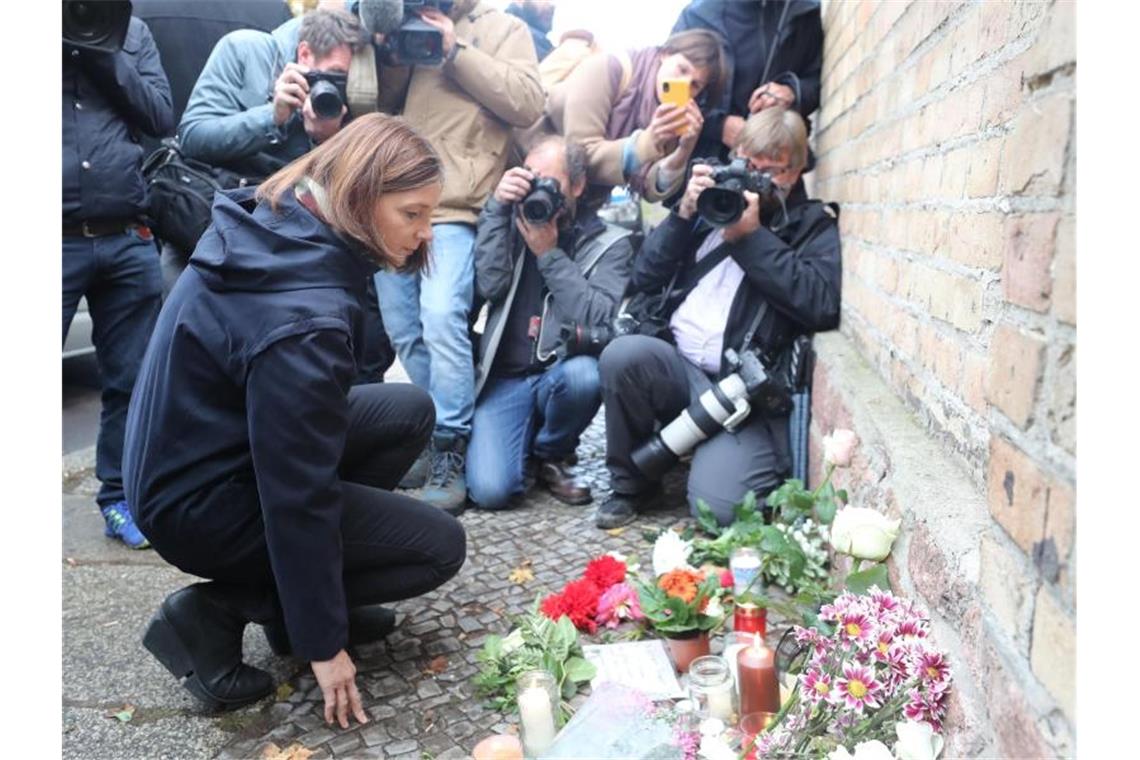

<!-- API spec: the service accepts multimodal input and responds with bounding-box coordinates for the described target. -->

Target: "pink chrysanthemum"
[838,612,875,642]
[904,685,948,730]
[874,630,894,662]
[835,663,883,711]
[595,582,643,629]
[894,618,929,642]
[917,650,951,685]
[800,668,836,706]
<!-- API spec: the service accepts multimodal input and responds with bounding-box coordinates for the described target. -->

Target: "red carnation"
[540,591,568,622]
[559,578,601,633]
[584,555,627,591]
[720,569,734,589]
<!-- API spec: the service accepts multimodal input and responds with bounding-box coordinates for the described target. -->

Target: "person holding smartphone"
[123,114,466,725]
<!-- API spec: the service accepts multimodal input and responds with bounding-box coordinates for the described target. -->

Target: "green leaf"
[642,528,663,543]
[846,563,891,595]
[837,489,849,504]
[734,490,758,521]
[563,656,596,683]
[695,499,721,535]
[815,496,838,525]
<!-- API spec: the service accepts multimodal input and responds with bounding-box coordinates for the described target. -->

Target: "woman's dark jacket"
[630,184,841,377]
[123,186,378,662]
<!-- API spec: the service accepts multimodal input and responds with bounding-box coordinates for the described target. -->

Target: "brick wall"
[809,0,1075,755]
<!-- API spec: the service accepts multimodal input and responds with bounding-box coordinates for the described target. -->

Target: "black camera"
[392,0,454,66]
[521,175,566,224]
[63,0,132,53]
[561,315,641,357]
[696,157,776,227]
[304,71,348,120]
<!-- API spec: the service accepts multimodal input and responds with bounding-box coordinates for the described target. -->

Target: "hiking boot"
[537,458,592,506]
[101,500,150,550]
[419,434,468,516]
[398,447,431,489]
[263,605,398,657]
[142,583,275,711]
[594,485,663,529]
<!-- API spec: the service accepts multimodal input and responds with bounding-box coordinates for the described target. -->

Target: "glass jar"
[688,655,736,722]
[516,669,559,757]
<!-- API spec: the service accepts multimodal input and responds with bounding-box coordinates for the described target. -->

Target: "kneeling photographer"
[467,136,634,511]
[595,107,842,530]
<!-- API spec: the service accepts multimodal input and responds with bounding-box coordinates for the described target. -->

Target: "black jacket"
[672,0,822,159]
[631,185,840,377]
[124,186,379,662]
[62,17,174,222]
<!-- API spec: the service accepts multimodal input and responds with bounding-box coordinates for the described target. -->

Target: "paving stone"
[384,739,419,755]
[435,747,471,760]
[300,727,337,748]
[327,732,363,756]
[417,679,444,699]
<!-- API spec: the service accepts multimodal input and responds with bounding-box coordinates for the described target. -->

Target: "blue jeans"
[63,229,163,507]
[466,356,601,510]
[374,223,475,437]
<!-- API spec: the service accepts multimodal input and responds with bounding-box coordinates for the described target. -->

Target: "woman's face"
[372,182,443,267]
[656,53,711,101]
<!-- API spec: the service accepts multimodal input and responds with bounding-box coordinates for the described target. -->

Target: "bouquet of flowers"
[540,553,644,633]
[751,587,951,759]
[633,535,732,637]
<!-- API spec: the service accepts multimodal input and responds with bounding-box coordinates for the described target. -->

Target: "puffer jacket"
[377,0,544,225]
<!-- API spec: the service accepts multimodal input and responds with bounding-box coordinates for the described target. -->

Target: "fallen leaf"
[508,559,534,584]
[275,683,294,701]
[65,557,78,566]
[106,704,135,723]
[605,527,626,537]
[262,742,314,760]
[425,655,448,675]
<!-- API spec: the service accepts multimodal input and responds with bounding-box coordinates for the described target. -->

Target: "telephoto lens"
[309,80,344,120]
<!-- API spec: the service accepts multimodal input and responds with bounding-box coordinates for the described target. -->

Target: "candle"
[734,602,767,639]
[705,685,735,721]
[736,634,780,716]
[688,655,736,723]
[517,682,557,757]
[730,547,762,597]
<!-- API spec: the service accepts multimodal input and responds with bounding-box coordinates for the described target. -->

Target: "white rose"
[830,506,901,562]
[652,529,694,577]
[828,748,855,760]
[823,429,859,468]
[895,721,945,760]
[703,596,725,620]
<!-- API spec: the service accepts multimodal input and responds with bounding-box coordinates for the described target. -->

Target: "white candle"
[518,685,557,756]
[705,683,735,721]
[723,639,750,699]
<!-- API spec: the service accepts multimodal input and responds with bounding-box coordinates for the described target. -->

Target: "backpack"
[141,138,257,252]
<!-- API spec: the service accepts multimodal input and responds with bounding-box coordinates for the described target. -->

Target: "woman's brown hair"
[257,113,443,270]
[661,29,728,109]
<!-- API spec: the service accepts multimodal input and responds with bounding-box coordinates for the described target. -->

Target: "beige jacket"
[535,51,678,202]
[375,0,544,226]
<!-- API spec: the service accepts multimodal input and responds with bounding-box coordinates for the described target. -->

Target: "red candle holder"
[734,602,767,639]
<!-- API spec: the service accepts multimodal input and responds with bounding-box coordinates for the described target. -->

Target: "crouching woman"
[122,114,466,727]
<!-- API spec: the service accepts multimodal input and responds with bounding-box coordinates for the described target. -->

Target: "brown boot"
[537,458,593,505]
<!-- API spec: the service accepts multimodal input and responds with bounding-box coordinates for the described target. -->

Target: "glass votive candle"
[739,711,779,760]
[688,655,736,722]
[516,669,558,758]
[730,547,761,596]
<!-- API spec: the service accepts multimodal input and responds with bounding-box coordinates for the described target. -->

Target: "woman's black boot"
[142,582,275,711]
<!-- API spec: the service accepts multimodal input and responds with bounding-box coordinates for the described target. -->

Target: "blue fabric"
[374,223,477,436]
[466,356,601,510]
[177,28,308,176]
[123,186,380,662]
[62,17,174,221]
[63,230,163,506]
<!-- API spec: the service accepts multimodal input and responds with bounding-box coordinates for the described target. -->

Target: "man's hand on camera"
[273,62,311,126]
[419,7,457,57]
[516,212,559,257]
[678,163,716,221]
[494,167,535,205]
[749,82,795,114]
[722,191,762,243]
[301,97,347,144]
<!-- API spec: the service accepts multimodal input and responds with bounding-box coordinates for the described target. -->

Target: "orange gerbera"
[658,568,704,604]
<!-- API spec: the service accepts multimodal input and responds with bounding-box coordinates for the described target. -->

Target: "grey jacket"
[474,197,634,397]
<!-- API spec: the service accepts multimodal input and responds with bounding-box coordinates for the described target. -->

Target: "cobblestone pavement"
[63,409,695,759]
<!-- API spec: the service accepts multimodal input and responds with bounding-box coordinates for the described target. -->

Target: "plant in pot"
[634,567,730,673]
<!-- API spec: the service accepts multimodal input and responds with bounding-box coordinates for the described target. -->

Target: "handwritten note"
[581,640,685,701]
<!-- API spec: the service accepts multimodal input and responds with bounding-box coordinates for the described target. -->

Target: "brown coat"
[377,0,544,226]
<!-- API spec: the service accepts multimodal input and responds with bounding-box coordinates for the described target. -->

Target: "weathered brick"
[979,534,1033,651]
[1048,342,1075,455]
[987,436,1049,554]
[986,323,1045,428]
[999,94,1073,196]
[1023,0,1076,81]
[980,53,1025,129]
[965,137,1003,198]
[1052,215,1075,324]
[1003,213,1059,313]
[984,640,1054,760]
[1040,476,1075,585]
[1030,588,1075,720]
[962,349,988,414]
[941,211,1004,270]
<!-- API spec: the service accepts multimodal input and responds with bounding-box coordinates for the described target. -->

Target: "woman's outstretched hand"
[312,649,368,728]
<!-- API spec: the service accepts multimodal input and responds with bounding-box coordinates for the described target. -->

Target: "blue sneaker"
[101,501,151,550]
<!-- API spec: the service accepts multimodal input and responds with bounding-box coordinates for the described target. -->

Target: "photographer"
[63,7,173,549]
[467,136,633,511]
[595,107,841,529]
[371,0,544,515]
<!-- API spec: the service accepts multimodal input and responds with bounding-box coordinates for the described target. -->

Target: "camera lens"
[308,80,343,120]
[697,187,746,227]
[522,191,556,223]
[63,0,131,49]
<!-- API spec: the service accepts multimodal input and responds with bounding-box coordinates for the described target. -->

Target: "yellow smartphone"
[660,78,692,134]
